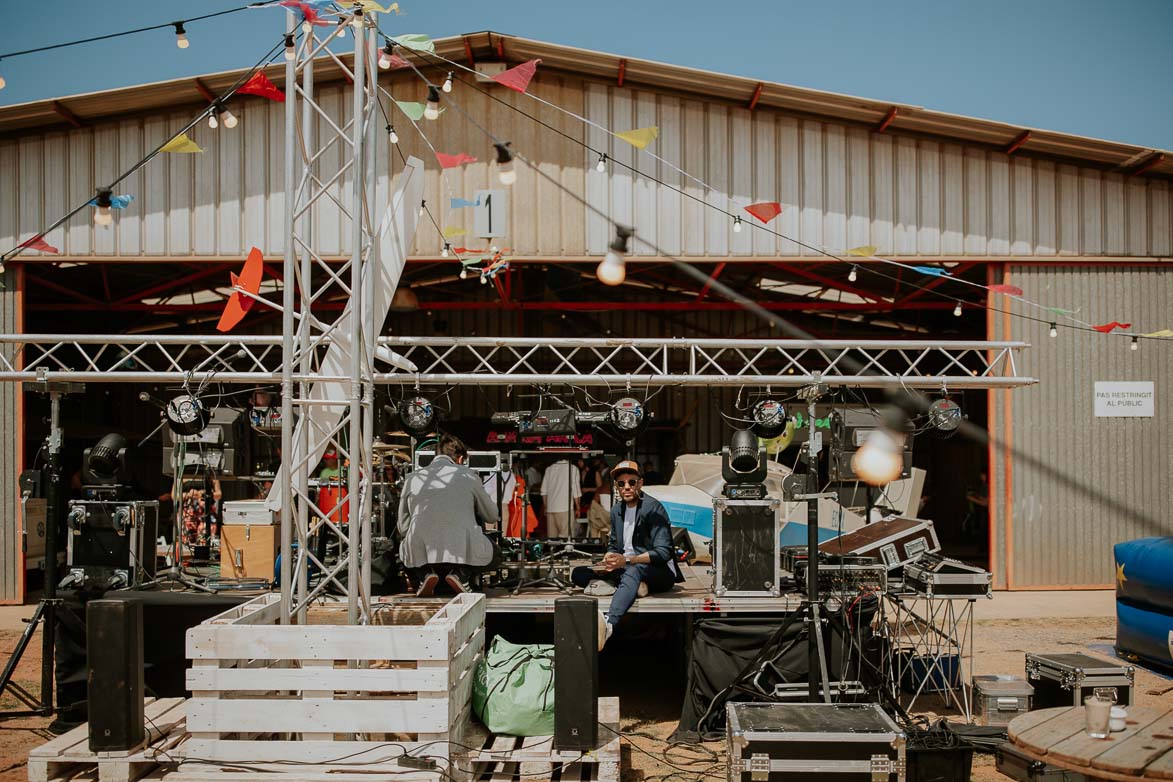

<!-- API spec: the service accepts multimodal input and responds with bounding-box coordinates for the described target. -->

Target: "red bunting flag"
[279,0,330,26]
[237,72,285,102]
[19,235,59,254]
[744,202,783,224]
[491,59,541,93]
[217,247,265,333]
[1092,321,1132,333]
[436,152,477,168]
[987,284,1023,296]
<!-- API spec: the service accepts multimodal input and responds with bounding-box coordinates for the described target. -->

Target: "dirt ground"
[1,614,1170,781]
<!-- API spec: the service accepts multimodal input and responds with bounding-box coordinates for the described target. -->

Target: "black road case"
[726,702,906,781]
[1025,652,1133,708]
[995,742,1087,781]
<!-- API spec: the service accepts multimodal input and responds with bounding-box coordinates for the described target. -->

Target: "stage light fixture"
[87,433,128,482]
[927,397,962,432]
[398,396,436,436]
[165,394,210,436]
[749,399,788,438]
[608,396,647,434]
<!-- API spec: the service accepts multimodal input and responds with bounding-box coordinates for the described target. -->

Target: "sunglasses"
[615,479,641,488]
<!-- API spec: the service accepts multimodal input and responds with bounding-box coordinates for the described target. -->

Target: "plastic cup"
[1084,695,1112,739]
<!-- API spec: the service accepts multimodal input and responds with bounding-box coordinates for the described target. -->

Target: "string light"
[953,301,962,317]
[597,224,633,286]
[284,34,295,61]
[442,72,453,93]
[208,108,219,129]
[0,60,6,91]
[301,20,313,34]
[1049,323,1058,338]
[423,85,441,120]
[93,190,113,226]
[732,215,743,233]
[848,266,858,283]
[1131,336,1139,351]
[494,142,516,186]
[418,200,426,218]
[479,274,488,285]
[459,267,468,279]
[442,243,450,258]
[386,124,399,144]
[378,42,395,69]
[173,22,189,49]
[222,108,238,129]
[350,8,364,29]
[595,153,607,173]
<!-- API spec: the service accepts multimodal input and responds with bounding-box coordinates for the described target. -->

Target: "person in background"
[541,457,581,538]
[178,475,222,546]
[398,434,499,595]
[587,473,613,540]
[642,460,664,485]
[570,461,683,648]
[506,462,539,537]
[524,458,544,524]
[317,447,342,480]
[577,457,596,518]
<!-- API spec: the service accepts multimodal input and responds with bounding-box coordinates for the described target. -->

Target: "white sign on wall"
[1094,381,1155,417]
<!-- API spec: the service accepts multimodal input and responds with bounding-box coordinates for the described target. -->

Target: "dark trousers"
[571,562,676,626]
[410,541,500,586]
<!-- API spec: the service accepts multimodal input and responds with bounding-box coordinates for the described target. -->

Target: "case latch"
[748,753,770,781]
[870,755,903,780]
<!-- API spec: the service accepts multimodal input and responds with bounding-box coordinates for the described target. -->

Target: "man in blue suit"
[571,460,684,648]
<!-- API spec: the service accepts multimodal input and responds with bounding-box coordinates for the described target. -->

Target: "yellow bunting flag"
[160,133,203,154]
[443,226,467,239]
[1143,329,1173,337]
[847,245,877,257]
[615,126,659,149]
[357,1,399,12]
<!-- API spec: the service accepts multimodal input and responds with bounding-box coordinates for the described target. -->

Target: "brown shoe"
[445,573,472,594]
[416,572,439,597]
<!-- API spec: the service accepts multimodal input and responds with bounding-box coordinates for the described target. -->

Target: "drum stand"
[510,542,595,595]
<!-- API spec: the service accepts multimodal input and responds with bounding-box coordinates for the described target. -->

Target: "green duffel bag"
[472,636,555,736]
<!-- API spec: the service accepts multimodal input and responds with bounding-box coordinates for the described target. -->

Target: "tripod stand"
[139,441,211,593]
[509,541,595,594]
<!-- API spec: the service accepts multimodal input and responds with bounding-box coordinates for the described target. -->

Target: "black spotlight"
[928,397,962,433]
[749,399,788,438]
[165,394,210,436]
[608,396,648,436]
[397,396,436,437]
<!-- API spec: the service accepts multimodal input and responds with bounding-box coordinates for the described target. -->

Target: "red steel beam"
[616,59,627,87]
[776,263,887,303]
[193,78,217,103]
[462,36,475,67]
[1130,152,1165,177]
[40,300,958,313]
[694,262,727,303]
[874,106,898,133]
[1004,130,1031,155]
[894,262,978,306]
[51,101,84,129]
[747,83,763,111]
[113,264,228,305]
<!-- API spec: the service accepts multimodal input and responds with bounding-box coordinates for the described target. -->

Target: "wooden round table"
[1008,705,1173,781]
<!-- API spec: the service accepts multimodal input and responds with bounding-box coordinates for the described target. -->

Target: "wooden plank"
[185,623,450,660]
[1013,708,1088,757]
[1048,707,1164,769]
[184,696,449,735]
[144,763,445,782]
[1007,706,1070,742]
[177,737,455,764]
[1090,708,1173,775]
[1148,745,1173,779]
[449,627,485,688]
[185,663,449,692]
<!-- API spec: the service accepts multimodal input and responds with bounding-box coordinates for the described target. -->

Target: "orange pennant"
[217,247,265,332]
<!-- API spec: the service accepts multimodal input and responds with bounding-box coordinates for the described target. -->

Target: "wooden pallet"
[461,698,620,782]
[27,697,186,782]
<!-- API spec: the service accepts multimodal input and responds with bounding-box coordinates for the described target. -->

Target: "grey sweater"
[397,455,499,568]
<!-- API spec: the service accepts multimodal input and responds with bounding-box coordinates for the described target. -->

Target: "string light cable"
[394,42,1166,345]
[386,55,1166,537]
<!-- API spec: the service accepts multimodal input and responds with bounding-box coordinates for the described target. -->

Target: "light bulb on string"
[350,8,364,28]
[418,200,426,218]
[953,301,962,317]
[0,61,6,91]
[378,42,395,69]
[301,20,312,33]
[284,34,296,61]
[208,109,219,129]
[1131,336,1139,351]
[386,124,398,144]
[595,153,607,173]
[222,109,238,129]
[441,243,450,258]
[93,190,114,226]
[479,274,488,285]
[1049,323,1058,338]
[173,22,189,49]
[596,225,633,286]
[848,266,858,283]
[442,72,453,93]
[459,268,468,280]
[423,86,441,120]
[494,142,516,185]
[732,215,743,233]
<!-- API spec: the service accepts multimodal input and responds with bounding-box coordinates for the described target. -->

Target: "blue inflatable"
[1114,537,1173,609]
[1116,599,1173,672]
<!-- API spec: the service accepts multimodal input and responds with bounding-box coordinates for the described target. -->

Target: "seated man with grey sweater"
[398,434,499,595]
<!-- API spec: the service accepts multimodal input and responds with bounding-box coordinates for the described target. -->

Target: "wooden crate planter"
[178,592,485,776]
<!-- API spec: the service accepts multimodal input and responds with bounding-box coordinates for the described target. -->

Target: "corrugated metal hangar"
[0,31,1169,601]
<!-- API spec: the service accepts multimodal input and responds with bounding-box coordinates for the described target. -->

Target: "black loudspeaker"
[87,599,145,752]
[554,596,598,751]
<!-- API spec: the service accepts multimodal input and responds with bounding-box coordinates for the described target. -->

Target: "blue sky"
[1,0,1170,150]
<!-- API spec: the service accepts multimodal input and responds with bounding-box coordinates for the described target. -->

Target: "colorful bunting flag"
[238,72,285,102]
[491,59,541,93]
[744,202,783,224]
[1047,306,1077,316]
[1092,321,1131,333]
[160,133,203,154]
[356,0,399,12]
[1143,329,1173,337]
[615,126,659,149]
[911,265,949,278]
[443,226,467,239]
[847,245,876,257]
[459,256,482,266]
[450,197,481,208]
[987,284,1023,296]
[436,152,477,168]
[217,247,265,333]
[88,195,134,209]
[394,100,426,121]
[19,235,59,254]
[453,247,487,255]
[391,34,435,54]
[278,0,330,26]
